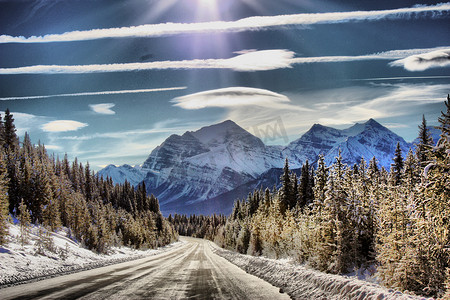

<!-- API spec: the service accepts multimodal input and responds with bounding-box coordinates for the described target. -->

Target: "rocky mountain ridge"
[98,119,413,215]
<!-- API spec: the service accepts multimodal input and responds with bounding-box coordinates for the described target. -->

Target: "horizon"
[99,116,440,170]
[0,0,449,171]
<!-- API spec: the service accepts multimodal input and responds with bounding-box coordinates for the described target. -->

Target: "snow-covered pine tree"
[313,154,328,215]
[391,142,404,186]
[0,150,9,244]
[416,115,434,166]
[18,199,31,247]
[417,94,450,297]
[279,158,292,215]
[298,160,314,210]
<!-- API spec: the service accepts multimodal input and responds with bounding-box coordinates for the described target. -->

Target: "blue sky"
[0,0,449,170]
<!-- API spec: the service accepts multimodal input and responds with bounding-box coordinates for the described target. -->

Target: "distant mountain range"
[98,119,439,216]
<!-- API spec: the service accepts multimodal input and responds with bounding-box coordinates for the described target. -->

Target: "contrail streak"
[0,3,449,43]
[0,87,187,101]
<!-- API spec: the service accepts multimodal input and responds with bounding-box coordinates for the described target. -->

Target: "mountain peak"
[365,118,383,128]
[190,120,250,145]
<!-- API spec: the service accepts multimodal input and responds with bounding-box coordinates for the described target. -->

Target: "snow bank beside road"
[211,243,430,300]
[0,223,182,288]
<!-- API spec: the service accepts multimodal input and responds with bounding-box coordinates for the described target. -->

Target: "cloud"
[89,103,116,115]
[41,120,88,132]
[389,49,450,71]
[44,144,62,150]
[1,47,448,75]
[0,50,295,74]
[1,4,448,43]
[353,75,450,81]
[172,86,293,109]
[172,87,312,144]
[0,87,187,101]
[315,83,450,126]
[224,50,295,71]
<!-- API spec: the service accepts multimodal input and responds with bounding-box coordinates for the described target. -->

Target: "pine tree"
[417,94,450,297]
[18,199,31,247]
[313,154,328,215]
[298,160,314,210]
[392,142,404,186]
[0,150,10,244]
[0,113,4,147]
[2,110,20,214]
[403,149,419,188]
[416,115,433,166]
[84,162,92,201]
[279,158,292,214]
[2,109,19,153]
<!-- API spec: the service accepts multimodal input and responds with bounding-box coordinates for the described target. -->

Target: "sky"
[0,0,449,170]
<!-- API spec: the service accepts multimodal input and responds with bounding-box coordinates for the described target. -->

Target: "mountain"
[284,119,410,168]
[97,164,145,187]
[98,119,413,215]
[141,120,284,208]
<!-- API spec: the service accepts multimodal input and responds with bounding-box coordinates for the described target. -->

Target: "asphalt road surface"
[1,237,291,299]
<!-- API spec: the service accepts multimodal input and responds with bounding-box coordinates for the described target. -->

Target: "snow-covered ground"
[210,242,432,300]
[0,222,183,288]
[0,223,435,300]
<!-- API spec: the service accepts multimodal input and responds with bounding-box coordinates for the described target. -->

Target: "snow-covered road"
[1,237,289,300]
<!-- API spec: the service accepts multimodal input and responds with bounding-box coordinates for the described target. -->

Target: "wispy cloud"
[1,4,449,43]
[172,87,312,144]
[41,120,88,132]
[352,75,450,81]
[316,83,450,126]
[1,47,448,74]
[89,103,116,115]
[44,144,62,150]
[389,48,450,71]
[0,87,187,100]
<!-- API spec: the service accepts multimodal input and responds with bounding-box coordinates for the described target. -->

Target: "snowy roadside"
[0,223,183,288]
[210,242,431,300]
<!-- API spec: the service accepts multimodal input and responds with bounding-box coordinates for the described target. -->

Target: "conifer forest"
[0,108,177,254]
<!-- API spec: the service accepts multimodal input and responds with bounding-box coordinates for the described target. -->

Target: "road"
[1,237,290,299]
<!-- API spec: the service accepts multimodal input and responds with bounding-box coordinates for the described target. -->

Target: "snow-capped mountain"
[98,119,413,215]
[283,119,410,168]
[141,120,284,206]
[97,164,146,187]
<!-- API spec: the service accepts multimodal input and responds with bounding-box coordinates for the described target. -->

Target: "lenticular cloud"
[171,87,290,109]
[389,49,450,71]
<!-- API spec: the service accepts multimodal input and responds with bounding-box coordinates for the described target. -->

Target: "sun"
[194,0,221,21]
[197,0,218,8]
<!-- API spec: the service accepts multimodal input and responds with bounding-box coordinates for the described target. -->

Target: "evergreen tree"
[0,150,9,244]
[292,173,299,209]
[392,142,404,186]
[84,162,93,201]
[0,113,4,147]
[279,158,292,214]
[2,109,19,153]
[313,154,328,214]
[403,149,420,188]
[416,115,433,166]
[298,160,314,210]
[18,199,31,247]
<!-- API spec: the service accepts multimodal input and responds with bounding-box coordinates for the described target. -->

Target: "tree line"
[0,109,177,253]
[167,214,226,240]
[212,96,450,298]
